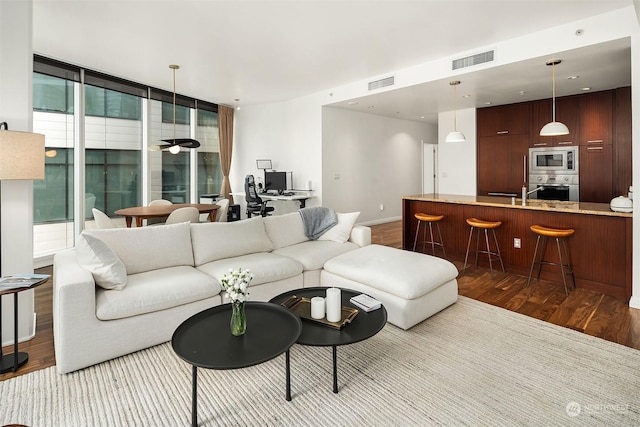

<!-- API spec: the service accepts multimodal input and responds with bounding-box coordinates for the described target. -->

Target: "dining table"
[114,203,219,227]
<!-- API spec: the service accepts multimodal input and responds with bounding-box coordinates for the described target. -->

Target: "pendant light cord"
[453,83,457,131]
[552,62,556,122]
[172,66,178,143]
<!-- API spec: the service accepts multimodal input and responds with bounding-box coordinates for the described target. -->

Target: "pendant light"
[540,59,569,136]
[445,80,466,143]
[158,64,201,154]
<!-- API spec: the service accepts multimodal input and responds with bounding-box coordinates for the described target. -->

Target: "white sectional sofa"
[53,210,459,374]
[53,213,370,374]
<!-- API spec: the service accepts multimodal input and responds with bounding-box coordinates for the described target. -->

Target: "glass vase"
[230,301,246,336]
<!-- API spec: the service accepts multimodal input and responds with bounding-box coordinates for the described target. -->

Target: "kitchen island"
[402,194,632,300]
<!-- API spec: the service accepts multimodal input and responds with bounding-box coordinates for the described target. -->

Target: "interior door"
[422,143,437,194]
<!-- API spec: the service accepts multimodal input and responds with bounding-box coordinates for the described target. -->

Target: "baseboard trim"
[358,216,402,227]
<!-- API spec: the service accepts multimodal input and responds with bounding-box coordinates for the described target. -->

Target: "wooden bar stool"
[526,225,575,295]
[463,217,504,278]
[412,213,446,258]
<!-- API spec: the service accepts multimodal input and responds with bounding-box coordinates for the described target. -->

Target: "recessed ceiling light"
[420,116,425,119]
[567,75,579,80]
[484,102,492,105]
[519,91,526,96]
[368,105,375,109]
[347,101,359,105]
[581,87,591,91]
[463,94,471,98]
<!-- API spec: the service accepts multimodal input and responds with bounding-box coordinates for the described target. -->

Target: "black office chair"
[244,175,274,218]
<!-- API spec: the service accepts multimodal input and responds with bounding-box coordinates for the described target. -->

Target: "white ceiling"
[32,0,633,123]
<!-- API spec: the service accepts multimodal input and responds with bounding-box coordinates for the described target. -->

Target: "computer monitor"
[264,171,287,192]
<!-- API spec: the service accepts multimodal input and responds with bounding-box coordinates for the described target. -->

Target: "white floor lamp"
[0,122,45,275]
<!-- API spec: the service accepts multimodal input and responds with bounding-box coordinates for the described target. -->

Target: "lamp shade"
[445,130,466,143]
[0,130,45,180]
[539,121,569,137]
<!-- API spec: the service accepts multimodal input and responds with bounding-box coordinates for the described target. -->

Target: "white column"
[0,0,38,344]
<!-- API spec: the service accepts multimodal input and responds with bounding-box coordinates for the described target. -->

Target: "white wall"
[231,93,326,216]
[0,0,37,345]
[437,108,477,196]
[322,107,436,224]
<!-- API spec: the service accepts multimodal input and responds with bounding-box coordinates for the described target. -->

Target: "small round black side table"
[0,276,49,374]
[270,287,387,394]
[172,302,302,427]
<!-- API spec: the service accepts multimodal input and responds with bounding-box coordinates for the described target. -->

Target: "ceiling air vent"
[452,50,495,70]
[368,76,395,91]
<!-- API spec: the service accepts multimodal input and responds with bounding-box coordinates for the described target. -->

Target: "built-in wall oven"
[528,147,579,202]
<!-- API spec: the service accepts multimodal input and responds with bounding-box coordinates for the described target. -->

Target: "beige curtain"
[218,105,234,204]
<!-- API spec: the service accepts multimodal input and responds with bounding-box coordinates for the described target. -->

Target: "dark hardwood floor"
[2,220,638,380]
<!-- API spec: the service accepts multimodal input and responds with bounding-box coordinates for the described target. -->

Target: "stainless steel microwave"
[529,146,578,175]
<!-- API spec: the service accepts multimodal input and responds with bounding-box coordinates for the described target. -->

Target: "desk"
[115,203,219,227]
[231,191,315,209]
[260,192,314,208]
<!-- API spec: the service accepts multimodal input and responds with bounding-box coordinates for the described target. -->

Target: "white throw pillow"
[76,233,127,290]
[318,212,360,243]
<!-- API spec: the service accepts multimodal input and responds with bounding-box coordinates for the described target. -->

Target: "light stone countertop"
[403,194,633,218]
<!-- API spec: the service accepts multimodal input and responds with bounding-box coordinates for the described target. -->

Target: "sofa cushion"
[95,266,220,320]
[76,233,127,290]
[83,222,194,275]
[190,217,273,266]
[319,212,360,243]
[197,252,303,287]
[272,240,358,271]
[263,212,308,249]
[323,244,459,300]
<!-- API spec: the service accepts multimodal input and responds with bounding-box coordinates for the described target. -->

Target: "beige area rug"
[1,296,639,426]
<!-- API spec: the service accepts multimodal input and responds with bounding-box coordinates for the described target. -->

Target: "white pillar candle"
[310,296,325,319]
[325,287,342,322]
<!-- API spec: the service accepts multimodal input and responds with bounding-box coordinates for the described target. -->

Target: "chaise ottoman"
[320,244,459,330]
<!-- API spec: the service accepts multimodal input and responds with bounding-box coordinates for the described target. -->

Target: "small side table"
[0,275,49,374]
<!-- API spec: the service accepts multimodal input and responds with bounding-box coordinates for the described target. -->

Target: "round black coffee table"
[172,302,302,426]
[269,287,387,394]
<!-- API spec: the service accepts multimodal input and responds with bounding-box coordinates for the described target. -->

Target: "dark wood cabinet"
[477,134,529,196]
[477,103,530,137]
[579,144,613,203]
[530,96,580,147]
[614,86,632,197]
[477,87,630,203]
[579,90,613,145]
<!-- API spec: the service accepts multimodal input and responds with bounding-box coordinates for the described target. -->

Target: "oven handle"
[536,184,570,188]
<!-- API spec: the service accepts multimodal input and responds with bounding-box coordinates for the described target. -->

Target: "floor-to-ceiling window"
[32,61,78,255]
[32,56,220,262]
[196,103,222,198]
[84,73,145,215]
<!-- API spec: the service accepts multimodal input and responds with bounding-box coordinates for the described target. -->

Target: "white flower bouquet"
[220,268,253,303]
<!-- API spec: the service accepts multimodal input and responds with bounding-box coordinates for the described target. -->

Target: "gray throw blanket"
[299,207,338,240]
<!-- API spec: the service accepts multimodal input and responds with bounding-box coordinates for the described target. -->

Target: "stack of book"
[349,293,382,312]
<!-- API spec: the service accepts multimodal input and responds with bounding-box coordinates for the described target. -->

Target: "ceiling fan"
[150,64,201,154]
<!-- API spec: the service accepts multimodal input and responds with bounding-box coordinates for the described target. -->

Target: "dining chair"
[92,208,118,229]
[148,199,173,225]
[214,198,230,222]
[166,207,200,225]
